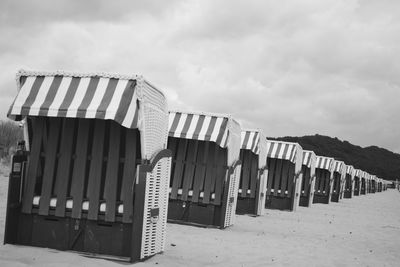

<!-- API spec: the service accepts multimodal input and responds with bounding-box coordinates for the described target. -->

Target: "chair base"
[344,191,352,198]
[236,197,256,215]
[299,196,310,207]
[330,193,339,202]
[8,213,133,260]
[265,195,293,211]
[313,194,330,204]
[167,200,223,228]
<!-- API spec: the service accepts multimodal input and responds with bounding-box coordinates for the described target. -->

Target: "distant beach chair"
[343,165,355,198]
[4,70,171,262]
[353,169,362,196]
[330,160,346,203]
[313,156,335,204]
[265,140,303,211]
[236,129,268,216]
[167,111,241,228]
[299,150,316,207]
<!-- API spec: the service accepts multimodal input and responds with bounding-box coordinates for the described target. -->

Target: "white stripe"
[66,77,91,118]
[270,142,278,158]
[121,90,138,127]
[220,127,228,147]
[104,79,129,120]
[26,76,54,116]
[47,77,72,116]
[247,132,255,150]
[174,113,187,138]
[11,76,36,115]
[168,112,176,131]
[198,116,211,140]
[240,131,246,147]
[185,114,199,139]
[210,117,223,142]
[277,143,285,159]
[85,77,109,118]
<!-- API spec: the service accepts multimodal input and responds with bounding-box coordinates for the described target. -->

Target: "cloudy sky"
[1,0,399,152]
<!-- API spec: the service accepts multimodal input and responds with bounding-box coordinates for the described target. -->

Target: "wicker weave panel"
[224,164,241,227]
[140,156,171,259]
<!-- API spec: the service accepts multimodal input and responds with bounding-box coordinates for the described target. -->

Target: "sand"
[0,163,399,267]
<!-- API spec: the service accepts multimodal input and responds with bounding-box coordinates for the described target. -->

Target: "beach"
[0,164,399,267]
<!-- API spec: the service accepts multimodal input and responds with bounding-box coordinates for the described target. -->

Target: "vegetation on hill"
[269,134,400,181]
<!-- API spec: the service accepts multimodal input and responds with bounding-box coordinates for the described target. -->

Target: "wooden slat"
[286,163,295,198]
[21,117,45,214]
[323,171,330,195]
[303,167,311,196]
[170,138,188,200]
[280,161,289,197]
[213,146,226,205]
[266,158,275,196]
[181,140,199,201]
[70,119,90,219]
[121,129,138,223]
[87,120,106,220]
[104,122,121,222]
[191,141,209,203]
[202,142,216,204]
[54,118,76,217]
[39,118,62,216]
[240,150,251,198]
[273,159,283,196]
[249,153,258,198]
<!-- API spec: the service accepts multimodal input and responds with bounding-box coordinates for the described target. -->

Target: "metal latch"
[150,208,159,223]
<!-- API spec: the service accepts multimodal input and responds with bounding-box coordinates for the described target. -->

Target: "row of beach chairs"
[4,70,389,263]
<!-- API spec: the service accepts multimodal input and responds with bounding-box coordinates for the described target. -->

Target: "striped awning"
[168,111,230,148]
[266,140,298,163]
[333,160,345,173]
[354,169,362,177]
[241,130,260,154]
[302,150,315,168]
[316,156,334,171]
[346,165,354,175]
[8,70,139,129]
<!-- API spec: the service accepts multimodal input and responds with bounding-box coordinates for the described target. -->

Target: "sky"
[1,0,399,153]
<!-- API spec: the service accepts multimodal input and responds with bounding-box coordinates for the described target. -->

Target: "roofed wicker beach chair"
[331,160,346,203]
[167,110,241,228]
[265,140,303,211]
[236,129,268,216]
[299,150,316,207]
[4,70,171,262]
[353,169,362,196]
[313,156,335,204]
[343,165,355,198]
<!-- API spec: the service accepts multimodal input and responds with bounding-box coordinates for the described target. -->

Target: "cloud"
[0,0,399,154]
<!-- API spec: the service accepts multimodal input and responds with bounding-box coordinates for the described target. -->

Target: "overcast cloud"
[1,0,399,152]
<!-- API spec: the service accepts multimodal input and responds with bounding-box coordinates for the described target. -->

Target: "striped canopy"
[8,70,139,129]
[302,150,315,168]
[168,111,230,148]
[266,140,298,163]
[354,169,362,177]
[316,156,334,171]
[346,165,354,175]
[333,160,345,173]
[241,130,261,154]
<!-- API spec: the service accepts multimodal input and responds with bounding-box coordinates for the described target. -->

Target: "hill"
[268,134,400,181]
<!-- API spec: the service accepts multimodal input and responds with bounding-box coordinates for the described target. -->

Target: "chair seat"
[32,196,124,214]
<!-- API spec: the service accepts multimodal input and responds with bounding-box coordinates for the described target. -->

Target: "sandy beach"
[0,164,399,267]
